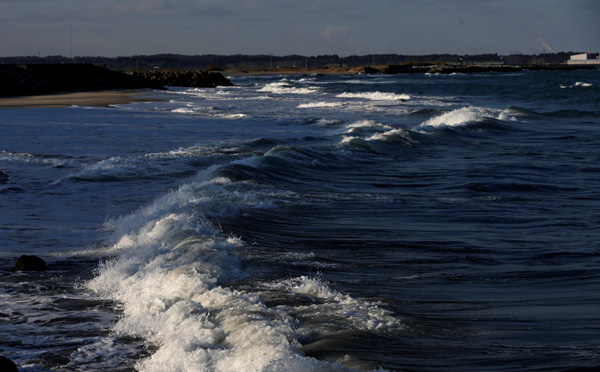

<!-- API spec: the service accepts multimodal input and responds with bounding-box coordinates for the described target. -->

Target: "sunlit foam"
[259,81,320,95]
[297,102,344,108]
[337,92,411,101]
[344,120,392,133]
[86,162,393,371]
[419,106,515,129]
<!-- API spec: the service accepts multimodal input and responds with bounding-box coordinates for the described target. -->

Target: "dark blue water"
[1,70,599,372]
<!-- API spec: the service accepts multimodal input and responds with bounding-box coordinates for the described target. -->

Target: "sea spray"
[86,167,386,371]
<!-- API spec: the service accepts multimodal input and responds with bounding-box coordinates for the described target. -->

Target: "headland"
[0,63,233,108]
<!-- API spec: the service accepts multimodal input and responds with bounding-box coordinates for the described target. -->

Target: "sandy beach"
[0,90,159,109]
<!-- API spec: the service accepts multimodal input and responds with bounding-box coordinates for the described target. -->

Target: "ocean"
[1,69,599,372]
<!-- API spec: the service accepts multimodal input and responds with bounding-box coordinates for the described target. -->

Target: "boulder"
[12,255,47,272]
[0,356,18,372]
[131,70,233,88]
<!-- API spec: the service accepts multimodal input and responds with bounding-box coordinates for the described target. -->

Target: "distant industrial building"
[567,50,600,65]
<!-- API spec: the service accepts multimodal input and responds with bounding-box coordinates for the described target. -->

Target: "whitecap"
[297,102,344,109]
[418,106,515,129]
[258,82,320,95]
[86,167,393,371]
[336,92,410,101]
[345,120,392,133]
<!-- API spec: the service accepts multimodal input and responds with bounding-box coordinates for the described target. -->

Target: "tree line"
[0,52,578,71]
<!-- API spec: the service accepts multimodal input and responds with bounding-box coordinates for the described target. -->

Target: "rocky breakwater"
[131,70,233,88]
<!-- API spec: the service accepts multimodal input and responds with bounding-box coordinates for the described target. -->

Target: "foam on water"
[418,106,516,129]
[339,120,416,148]
[365,128,417,144]
[172,107,248,119]
[297,102,345,109]
[259,81,320,95]
[344,120,392,133]
[560,81,594,89]
[85,167,388,371]
[336,92,411,101]
[0,150,75,168]
[265,276,402,333]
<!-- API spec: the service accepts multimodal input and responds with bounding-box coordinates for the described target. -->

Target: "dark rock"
[12,255,47,272]
[0,356,18,372]
[131,70,233,88]
[0,64,165,98]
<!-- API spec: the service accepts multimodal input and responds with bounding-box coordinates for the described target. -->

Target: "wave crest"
[419,106,516,129]
[336,92,410,101]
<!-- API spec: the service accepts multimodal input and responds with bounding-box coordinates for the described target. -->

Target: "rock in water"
[12,255,47,272]
[0,356,18,372]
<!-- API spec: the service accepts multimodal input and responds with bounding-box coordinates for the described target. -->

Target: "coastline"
[224,63,598,76]
[2,63,595,109]
[0,90,160,109]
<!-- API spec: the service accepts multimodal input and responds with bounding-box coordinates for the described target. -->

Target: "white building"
[567,50,600,65]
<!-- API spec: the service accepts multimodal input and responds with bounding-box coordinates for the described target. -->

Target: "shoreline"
[224,63,598,76]
[0,90,160,109]
[1,64,595,109]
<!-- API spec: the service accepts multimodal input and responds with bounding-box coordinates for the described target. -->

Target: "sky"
[0,0,598,57]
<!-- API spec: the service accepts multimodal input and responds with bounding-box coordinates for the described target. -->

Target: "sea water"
[1,70,599,372]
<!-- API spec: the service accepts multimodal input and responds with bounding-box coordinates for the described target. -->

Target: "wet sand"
[0,90,160,109]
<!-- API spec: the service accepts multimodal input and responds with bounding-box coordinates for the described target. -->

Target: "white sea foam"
[419,106,515,129]
[266,276,402,333]
[337,92,410,101]
[259,81,320,95]
[421,106,483,127]
[560,81,594,89]
[172,106,247,119]
[344,120,392,133]
[0,151,74,168]
[86,170,378,371]
[220,113,248,119]
[172,107,197,114]
[75,156,152,179]
[366,128,415,144]
[317,118,344,127]
[338,121,403,145]
[0,276,124,371]
[297,102,344,108]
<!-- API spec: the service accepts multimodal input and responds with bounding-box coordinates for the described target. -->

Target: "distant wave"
[259,80,320,94]
[560,81,594,89]
[297,102,344,108]
[336,91,411,101]
[0,150,75,168]
[172,106,248,119]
